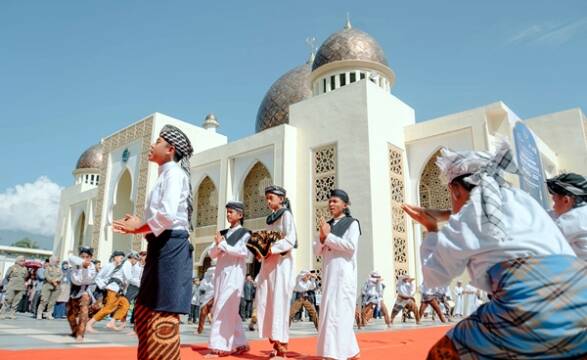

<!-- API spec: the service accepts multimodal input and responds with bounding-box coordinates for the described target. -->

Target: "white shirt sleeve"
[271,211,297,254]
[146,169,185,236]
[128,264,142,287]
[209,244,222,259]
[94,263,114,289]
[218,232,250,258]
[70,265,97,286]
[312,239,326,256]
[324,221,359,255]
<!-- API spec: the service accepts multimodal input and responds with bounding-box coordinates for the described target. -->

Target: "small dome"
[255,63,312,132]
[312,26,388,71]
[203,113,220,130]
[75,144,103,170]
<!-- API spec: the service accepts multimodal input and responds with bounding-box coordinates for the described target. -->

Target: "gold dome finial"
[344,12,352,29]
[305,36,317,64]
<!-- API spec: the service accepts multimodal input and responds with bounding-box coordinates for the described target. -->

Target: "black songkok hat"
[330,189,350,204]
[111,250,125,258]
[264,185,286,197]
[226,201,245,213]
[79,247,94,256]
[546,173,587,197]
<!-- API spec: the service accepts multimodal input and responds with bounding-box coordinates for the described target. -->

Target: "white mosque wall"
[291,79,369,283]
[290,79,414,304]
[526,108,587,175]
[364,83,415,298]
[53,185,97,260]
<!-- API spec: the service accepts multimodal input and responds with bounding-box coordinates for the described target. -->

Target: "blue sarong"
[138,229,193,314]
[448,255,587,359]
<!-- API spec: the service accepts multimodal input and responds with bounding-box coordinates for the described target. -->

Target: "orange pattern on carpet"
[0,326,450,360]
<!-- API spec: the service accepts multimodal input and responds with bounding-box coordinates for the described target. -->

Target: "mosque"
[53,20,587,304]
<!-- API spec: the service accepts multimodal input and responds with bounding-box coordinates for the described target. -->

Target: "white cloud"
[0,177,63,236]
[506,17,587,46]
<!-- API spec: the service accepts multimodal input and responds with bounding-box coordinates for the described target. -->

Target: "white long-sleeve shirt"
[268,210,297,255]
[129,262,144,288]
[107,260,134,293]
[95,262,115,290]
[144,161,190,237]
[69,264,97,286]
[421,187,575,292]
[294,277,316,293]
[396,281,415,298]
[209,225,250,269]
[555,205,587,261]
[94,261,133,293]
[68,257,97,300]
[362,279,385,305]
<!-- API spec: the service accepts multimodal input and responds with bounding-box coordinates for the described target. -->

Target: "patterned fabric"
[246,230,281,258]
[437,140,519,242]
[135,302,181,360]
[67,293,90,338]
[427,335,460,360]
[448,255,587,359]
[391,297,420,324]
[159,125,194,228]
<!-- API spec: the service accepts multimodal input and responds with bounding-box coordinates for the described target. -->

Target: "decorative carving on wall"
[243,162,273,220]
[195,177,218,228]
[388,144,409,279]
[312,144,337,270]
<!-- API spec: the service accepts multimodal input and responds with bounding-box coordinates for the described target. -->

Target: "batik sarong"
[135,302,181,360]
[446,255,587,359]
[67,293,91,338]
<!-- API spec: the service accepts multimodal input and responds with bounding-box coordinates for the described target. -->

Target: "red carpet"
[0,326,450,359]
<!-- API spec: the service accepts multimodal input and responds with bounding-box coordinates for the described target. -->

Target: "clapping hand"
[319,217,331,244]
[214,232,223,246]
[113,214,142,234]
[401,204,439,232]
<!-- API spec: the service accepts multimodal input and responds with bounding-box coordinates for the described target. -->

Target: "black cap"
[330,189,350,204]
[226,201,245,213]
[264,185,286,197]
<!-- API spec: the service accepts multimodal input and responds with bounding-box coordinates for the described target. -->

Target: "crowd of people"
[2,126,587,359]
[0,248,146,342]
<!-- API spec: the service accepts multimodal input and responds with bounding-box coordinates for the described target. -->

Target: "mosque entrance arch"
[112,169,133,252]
[74,211,86,250]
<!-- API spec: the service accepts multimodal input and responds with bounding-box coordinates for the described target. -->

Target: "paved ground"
[0,312,452,350]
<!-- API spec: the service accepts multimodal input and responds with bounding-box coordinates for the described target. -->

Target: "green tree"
[11,237,39,249]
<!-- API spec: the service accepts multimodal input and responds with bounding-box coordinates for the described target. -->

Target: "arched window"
[419,150,451,209]
[195,176,218,228]
[243,162,272,220]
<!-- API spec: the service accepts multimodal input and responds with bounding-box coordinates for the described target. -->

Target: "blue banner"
[513,122,548,208]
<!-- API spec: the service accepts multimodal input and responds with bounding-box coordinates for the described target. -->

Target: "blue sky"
[1,1,586,194]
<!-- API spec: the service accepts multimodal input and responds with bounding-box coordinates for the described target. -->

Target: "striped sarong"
[448,255,587,359]
[135,302,181,360]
